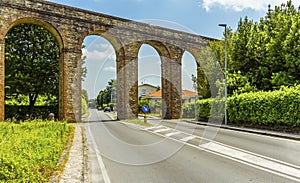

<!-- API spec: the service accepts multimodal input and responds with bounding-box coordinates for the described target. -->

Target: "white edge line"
[144,126,300,182]
[87,126,111,183]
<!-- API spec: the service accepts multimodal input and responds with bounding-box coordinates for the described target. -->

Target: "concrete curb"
[59,124,86,183]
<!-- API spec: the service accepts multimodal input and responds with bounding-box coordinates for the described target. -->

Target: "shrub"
[227,85,300,127]
[5,105,58,121]
[82,97,88,115]
[183,85,300,127]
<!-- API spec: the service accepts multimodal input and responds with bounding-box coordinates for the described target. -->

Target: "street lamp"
[218,23,228,125]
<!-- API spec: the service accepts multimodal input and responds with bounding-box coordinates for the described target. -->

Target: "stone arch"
[0,16,65,50]
[137,41,183,119]
[0,16,64,121]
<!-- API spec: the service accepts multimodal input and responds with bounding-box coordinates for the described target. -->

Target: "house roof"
[143,89,197,99]
[182,90,197,97]
[138,83,157,89]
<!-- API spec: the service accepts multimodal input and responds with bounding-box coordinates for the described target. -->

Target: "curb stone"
[58,124,87,183]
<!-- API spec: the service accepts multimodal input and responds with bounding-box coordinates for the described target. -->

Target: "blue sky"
[47,0,299,98]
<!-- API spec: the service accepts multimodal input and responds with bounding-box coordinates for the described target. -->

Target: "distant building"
[138,83,158,99]
[142,89,198,114]
[143,89,198,104]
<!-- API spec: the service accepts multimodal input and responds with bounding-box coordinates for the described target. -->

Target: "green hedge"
[227,85,300,127]
[5,105,58,121]
[184,85,300,127]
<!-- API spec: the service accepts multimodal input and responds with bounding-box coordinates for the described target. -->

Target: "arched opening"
[82,35,117,119]
[181,51,198,119]
[4,22,61,121]
[138,44,162,117]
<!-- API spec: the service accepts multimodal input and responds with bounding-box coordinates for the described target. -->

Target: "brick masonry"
[0,0,213,121]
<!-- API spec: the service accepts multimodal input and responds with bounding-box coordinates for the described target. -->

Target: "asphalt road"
[84,109,300,183]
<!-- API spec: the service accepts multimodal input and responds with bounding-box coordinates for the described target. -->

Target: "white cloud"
[104,66,116,72]
[82,43,116,62]
[202,0,300,12]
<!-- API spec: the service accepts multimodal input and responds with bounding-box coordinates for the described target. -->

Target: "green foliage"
[182,102,196,118]
[227,85,300,127]
[96,79,116,108]
[82,89,89,106]
[0,121,74,182]
[187,85,300,127]
[5,94,57,106]
[82,97,88,115]
[5,23,59,115]
[227,71,258,95]
[229,1,300,91]
[138,99,149,110]
[5,105,58,121]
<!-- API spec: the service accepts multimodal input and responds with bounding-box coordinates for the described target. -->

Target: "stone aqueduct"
[0,0,214,121]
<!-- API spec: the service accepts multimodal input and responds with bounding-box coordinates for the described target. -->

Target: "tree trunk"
[28,93,38,119]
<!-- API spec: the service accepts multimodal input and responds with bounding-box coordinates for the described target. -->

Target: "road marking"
[144,123,300,182]
[154,128,171,133]
[180,135,196,142]
[165,131,182,137]
[199,142,300,182]
[87,126,111,183]
[145,125,164,130]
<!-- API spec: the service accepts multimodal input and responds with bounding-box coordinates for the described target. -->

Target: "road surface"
[83,109,300,183]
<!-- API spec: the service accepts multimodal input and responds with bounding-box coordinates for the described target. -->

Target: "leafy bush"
[0,121,74,182]
[5,105,58,121]
[182,102,196,118]
[228,85,300,127]
[184,85,300,127]
[82,97,88,115]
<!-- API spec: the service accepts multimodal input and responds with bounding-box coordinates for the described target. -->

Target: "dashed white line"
[154,128,171,133]
[180,135,196,142]
[145,125,164,130]
[165,131,182,137]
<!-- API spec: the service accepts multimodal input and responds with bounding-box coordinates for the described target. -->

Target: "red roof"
[143,89,197,99]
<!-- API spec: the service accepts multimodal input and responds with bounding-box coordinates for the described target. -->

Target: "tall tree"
[5,23,59,116]
[96,79,116,108]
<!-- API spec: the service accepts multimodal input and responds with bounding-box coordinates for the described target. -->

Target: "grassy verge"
[123,118,153,127]
[0,120,74,182]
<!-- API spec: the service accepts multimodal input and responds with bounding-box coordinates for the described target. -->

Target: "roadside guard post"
[141,105,150,123]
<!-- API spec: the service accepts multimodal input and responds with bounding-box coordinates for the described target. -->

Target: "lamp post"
[218,23,227,125]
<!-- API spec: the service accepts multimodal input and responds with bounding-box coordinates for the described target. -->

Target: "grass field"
[0,120,74,182]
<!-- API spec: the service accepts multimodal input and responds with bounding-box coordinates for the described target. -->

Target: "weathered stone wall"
[0,0,213,121]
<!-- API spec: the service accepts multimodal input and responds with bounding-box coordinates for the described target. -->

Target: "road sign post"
[141,105,150,123]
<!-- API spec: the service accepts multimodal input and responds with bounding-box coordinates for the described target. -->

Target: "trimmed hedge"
[183,85,300,127]
[5,105,58,121]
[227,85,300,127]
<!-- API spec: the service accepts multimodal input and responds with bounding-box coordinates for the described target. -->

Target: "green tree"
[229,1,300,91]
[5,23,59,116]
[96,79,116,108]
[81,44,87,81]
